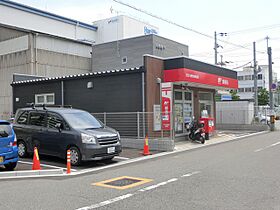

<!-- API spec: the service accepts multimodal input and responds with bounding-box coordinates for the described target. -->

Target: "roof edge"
[0,0,97,31]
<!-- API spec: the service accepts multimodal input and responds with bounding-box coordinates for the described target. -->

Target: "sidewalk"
[174,130,264,152]
[121,130,264,158]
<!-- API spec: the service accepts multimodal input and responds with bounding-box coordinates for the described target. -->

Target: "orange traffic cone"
[142,136,151,156]
[66,150,71,174]
[32,147,41,170]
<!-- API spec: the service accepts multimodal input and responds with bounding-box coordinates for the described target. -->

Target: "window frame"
[35,93,55,105]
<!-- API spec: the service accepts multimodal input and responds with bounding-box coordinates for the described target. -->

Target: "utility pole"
[253,42,258,117]
[214,32,227,65]
[268,47,273,110]
[268,46,275,131]
[214,31,218,65]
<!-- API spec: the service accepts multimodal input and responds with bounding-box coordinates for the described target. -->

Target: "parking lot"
[0,130,262,175]
[0,147,160,173]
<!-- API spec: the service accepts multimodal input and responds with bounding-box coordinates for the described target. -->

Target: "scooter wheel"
[200,137,205,144]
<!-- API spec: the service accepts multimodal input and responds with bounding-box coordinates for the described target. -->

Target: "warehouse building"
[0,0,189,119]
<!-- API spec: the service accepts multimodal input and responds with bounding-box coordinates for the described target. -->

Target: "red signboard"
[161,82,172,130]
[164,68,238,89]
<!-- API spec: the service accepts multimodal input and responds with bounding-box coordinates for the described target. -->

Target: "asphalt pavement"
[0,130,259,174]
[1,129,279,209]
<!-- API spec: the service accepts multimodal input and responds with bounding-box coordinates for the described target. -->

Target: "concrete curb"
[0,169,64,179]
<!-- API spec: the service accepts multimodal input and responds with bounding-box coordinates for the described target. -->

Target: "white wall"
[94,15,159,44]
[37,35,92,58]
[0,35,28,56]
[0,5,96,42]
[216,101,254,125]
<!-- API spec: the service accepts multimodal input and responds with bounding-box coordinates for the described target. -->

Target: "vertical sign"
[161,82,173,130]
[153,105,161,131]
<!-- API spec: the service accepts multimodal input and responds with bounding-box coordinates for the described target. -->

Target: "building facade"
[93,15,159,44]
[12,55,237,148]
[92,35,189,71]
[0,24,92,119]
[237,65,278,105]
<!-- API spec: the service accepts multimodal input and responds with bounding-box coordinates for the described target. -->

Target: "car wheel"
[103,156,114,163]
[260,119,266,124]
[18,141,28,158]
[4,162,17,171]
[69,146,81,166]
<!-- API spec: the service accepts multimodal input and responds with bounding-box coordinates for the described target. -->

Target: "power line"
[228,23,280,35]
[112,0,263,53]
[113,0,213,39]
[232,61,253,69]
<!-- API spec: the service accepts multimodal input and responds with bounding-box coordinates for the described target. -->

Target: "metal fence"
[91,112,173,140]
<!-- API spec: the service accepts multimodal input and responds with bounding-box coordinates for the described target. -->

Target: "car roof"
[0,120,10,124]
[17,107,87,114]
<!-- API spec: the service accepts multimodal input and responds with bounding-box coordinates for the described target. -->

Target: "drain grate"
[93,176,153,190]
[106,178,142,187]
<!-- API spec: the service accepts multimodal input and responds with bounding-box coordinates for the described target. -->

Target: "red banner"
[161,82,173,131]
[164,68,238,89]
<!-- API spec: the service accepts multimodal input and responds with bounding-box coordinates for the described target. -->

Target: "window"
[199,92,212,101]
[238,88,244,92]
[237,76,244,80]
[257,74,262,80]
[199,92,213,118]
[0,123,12,137]
[17,111,28,124]
[184,92,192,100]
[245,75,252,80]
[245,88,252,92]
[35,93,55,105]
[122,56,127,64]
[29,112,45,127]
[175,91,183,100]
[47,113,69,130]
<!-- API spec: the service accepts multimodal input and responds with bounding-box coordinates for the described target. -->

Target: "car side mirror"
[55,123,63,132]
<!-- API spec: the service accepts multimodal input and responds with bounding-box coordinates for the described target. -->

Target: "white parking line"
[114,156,130,160]
[138,178,178,192]
[76,193,134,210]
[181,171,201,177]
[18,161,77,172]
[76,171,200,210]
[254,141,280,152]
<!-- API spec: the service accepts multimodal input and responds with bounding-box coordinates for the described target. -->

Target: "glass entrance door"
[174,103,183,134]
[174,90,193,134]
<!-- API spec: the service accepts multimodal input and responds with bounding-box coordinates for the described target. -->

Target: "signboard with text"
[164,68,238,89]
[161,82,173,130]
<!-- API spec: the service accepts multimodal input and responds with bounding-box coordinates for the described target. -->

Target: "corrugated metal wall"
[0,26,92,119]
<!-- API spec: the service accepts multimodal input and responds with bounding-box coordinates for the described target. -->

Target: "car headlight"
[81,133,97,144]
[117,132,121,141]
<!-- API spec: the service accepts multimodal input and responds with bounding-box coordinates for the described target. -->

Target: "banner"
[161,82,173,130]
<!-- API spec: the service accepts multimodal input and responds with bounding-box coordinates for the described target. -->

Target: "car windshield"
[63,111,103,129]
[0,123,12,138]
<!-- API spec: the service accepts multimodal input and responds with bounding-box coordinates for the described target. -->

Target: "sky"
[13,0,280,77]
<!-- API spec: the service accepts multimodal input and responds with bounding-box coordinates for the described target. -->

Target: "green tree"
[230,90,240,100]
[258,88,269,105]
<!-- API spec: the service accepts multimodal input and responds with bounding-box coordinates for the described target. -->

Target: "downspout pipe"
[142,71,145,137]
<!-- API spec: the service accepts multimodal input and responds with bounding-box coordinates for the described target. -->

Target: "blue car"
[0,120,18,170]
